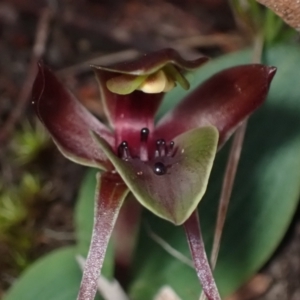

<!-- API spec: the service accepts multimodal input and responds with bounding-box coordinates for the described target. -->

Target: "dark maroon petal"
[94,68,163,156]
[184,211,221,300]
[156,65,277,147]
[32,62,114,169]
[92,48,209,75]
[77,172,128,300]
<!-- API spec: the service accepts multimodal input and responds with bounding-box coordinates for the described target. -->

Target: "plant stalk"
[77,172,128,300]
[184,211,221,300]
[199,32,264,300]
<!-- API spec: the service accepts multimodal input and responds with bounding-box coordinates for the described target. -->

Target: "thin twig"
[43,228,75,241]
[154,286,182,300]
[146,224,194,268]
[251,33,264,64]
[209,120,248,272]
[199,33,264,300]
[0,8,53,143]
[56,33,244,78]
[57,49,140,77]
[172,33,246,52]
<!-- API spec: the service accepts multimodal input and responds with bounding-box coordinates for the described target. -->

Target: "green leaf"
[5,169,122,300]
[75,169,115,279]
[4,247,82,300]
[92,127,218,225]
[129,44,300,299]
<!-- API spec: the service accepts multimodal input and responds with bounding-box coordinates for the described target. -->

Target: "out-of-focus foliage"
[0,173,44,270]
[4,247,84,300]
[0,120,50,270]
[11,121,49,165]
[231,0,296,44]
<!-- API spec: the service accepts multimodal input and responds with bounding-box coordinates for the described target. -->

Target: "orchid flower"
[32,49,276,300]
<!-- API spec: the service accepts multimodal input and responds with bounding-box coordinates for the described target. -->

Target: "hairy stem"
[77,172,128,300]
[184,211,221,300]
[199,33,264,300]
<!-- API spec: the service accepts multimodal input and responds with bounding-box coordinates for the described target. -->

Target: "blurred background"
[0,0,299,299]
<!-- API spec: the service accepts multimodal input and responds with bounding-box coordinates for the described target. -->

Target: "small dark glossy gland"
[167,141,175,156]
[156,139,167,157]
[140,127,150,142]
[118,141,128,158]
[153,162,166,175]
[120,141,128,147]
[156,139,166,147]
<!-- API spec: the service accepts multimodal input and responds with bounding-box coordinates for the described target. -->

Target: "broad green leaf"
[93,127,218,225]
[4,247,82,300]
[75,169,114,279]
[129,45,300,299]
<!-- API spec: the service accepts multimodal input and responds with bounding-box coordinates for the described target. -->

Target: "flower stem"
[199,32,264,300]
[77,172,128,300]
[184,211,221,300]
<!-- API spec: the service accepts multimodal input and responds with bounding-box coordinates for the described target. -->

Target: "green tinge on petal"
[106,74,148,95]
[92,126,218,225]
[164,64,190,90]
[53,138,110,171]
[106,64,190,95]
